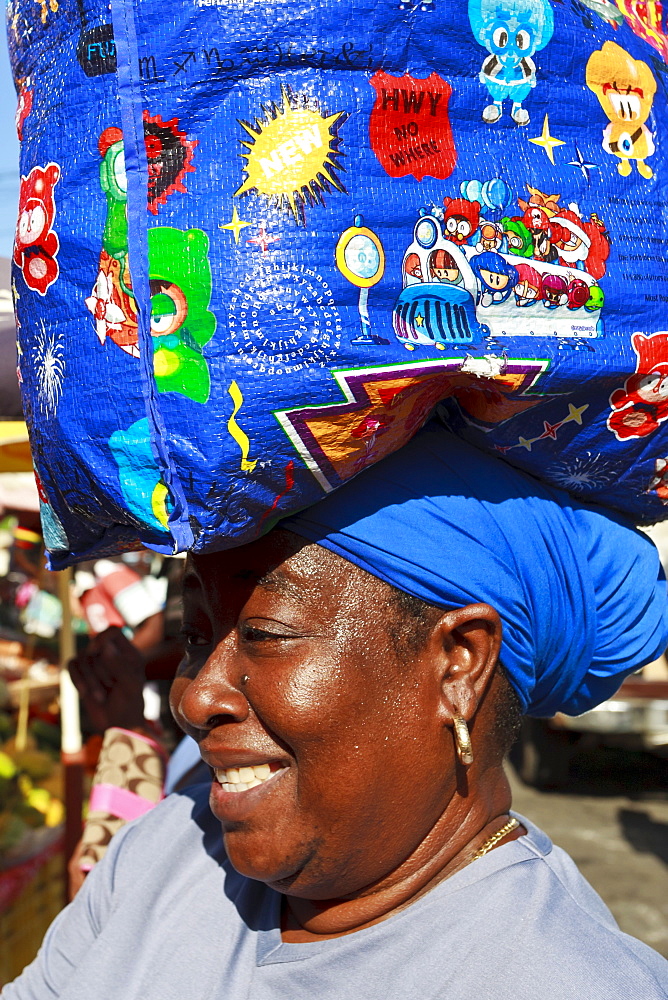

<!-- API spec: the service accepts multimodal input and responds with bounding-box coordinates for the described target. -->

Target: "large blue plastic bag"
[5,0,668,566]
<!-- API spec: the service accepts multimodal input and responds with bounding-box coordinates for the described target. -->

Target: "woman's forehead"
[184,531,368,603]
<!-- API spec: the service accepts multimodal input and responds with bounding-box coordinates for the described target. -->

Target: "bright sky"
[0,35,19,260]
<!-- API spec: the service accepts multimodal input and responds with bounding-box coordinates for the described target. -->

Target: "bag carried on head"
[8,0,668,565]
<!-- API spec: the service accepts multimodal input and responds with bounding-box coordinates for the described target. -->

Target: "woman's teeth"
[214,763,279,793]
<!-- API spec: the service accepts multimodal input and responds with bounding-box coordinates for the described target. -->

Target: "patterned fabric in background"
[78,728,165,871]
[5,0,668,565]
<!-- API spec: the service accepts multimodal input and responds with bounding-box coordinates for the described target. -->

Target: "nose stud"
[240,674,250,686]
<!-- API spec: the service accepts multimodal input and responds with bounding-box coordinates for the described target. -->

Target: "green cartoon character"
[148,227,216,404]
[98,127,129,261]
[501,217,533,258]
[585,285,604,313]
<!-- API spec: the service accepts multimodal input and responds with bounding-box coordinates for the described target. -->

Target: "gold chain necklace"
[473,817,520,860]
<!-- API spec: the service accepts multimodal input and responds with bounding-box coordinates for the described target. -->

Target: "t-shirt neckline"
[255,812,550,966]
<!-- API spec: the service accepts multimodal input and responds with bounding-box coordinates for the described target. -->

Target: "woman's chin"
[222,832,303,887]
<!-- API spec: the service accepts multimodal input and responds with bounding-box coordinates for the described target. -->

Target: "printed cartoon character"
[477,221,504,252]
[530,225,560,263]
[404,253,423,281]
[148,227,216,404]
[85,258,139,357]
[108,418,172,535]
[552,208,611,279]
[470,251,518,306]
[585,285,604,312]
[541,273,568,308]
[522,203,550,233]
[649,458,668,503]
[586,42,657,179]
[428,248,463,284]
[143,113,196,215]
[15,86,32,142]
[443,198,480,245]
[517,185,562,218]
[514,262,542,306]
[567,277,590,310]
[584,215,611,280]
[86,128,138,355]
[608,332,668,440]
[98,126,129,261]
[519,193,562,263]
[552,210,589,269]
[14,163,60,295]
[501,217,533,257]
[468,0,554,125]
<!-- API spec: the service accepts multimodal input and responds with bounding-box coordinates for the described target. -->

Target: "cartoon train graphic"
[393,213,604,350]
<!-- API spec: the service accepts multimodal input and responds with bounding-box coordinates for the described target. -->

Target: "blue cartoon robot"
[468,0,554,125]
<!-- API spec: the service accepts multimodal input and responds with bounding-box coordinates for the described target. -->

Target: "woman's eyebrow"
[235,568,301,597]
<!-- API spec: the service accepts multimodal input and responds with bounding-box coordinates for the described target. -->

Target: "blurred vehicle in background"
[510,658,668,788]
[511,522,668,789]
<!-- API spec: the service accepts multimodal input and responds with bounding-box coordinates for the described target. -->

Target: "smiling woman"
[170,534,524,933]
[4,423,668,998]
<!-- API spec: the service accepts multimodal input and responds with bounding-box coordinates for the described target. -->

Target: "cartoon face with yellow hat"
[585,41,657,179]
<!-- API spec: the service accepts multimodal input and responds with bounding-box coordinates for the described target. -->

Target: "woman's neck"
[281,764,521,942]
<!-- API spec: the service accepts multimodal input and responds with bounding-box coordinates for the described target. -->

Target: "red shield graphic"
[369,71,456,182]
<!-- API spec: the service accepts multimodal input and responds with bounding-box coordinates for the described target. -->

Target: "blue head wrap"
[285,421,668,717]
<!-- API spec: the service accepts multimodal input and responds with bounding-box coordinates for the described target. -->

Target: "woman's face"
[170,531,452,900]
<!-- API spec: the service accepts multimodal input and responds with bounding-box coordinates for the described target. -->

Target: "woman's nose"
[171,650,249,738]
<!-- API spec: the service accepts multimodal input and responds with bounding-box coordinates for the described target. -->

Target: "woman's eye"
[241,625,296,642]
[242,626,280,641]
[180,629,211,648]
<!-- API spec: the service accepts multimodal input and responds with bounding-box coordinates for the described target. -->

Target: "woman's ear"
[426,603,502,724]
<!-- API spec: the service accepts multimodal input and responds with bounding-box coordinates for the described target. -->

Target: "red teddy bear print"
[14,163,61,296]
[608,332,668,440]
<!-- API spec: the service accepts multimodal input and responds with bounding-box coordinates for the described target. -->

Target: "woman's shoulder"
[454,816,668,995]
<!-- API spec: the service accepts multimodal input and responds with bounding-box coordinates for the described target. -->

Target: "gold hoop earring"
[453,715,473,766]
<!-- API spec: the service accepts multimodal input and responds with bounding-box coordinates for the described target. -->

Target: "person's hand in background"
[68,626,146,734]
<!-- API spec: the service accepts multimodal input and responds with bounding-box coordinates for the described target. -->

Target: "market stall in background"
[0,507,181,983]
[0,445,65,982]
[0,253,63,979]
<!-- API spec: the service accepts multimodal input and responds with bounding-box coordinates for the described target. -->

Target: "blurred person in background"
[66,554,205,895]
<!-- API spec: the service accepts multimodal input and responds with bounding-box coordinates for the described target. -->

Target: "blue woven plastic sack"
[5,0,668,565]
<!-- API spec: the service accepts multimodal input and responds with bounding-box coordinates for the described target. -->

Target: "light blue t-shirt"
[4,785,668,999]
